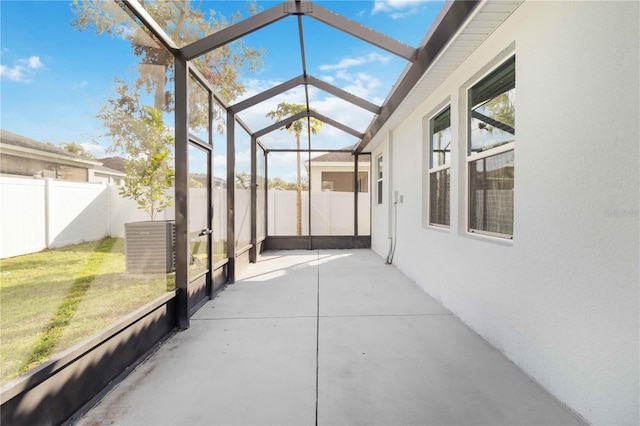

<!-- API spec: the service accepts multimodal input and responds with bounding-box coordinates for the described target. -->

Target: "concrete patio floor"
[75,249,585,425]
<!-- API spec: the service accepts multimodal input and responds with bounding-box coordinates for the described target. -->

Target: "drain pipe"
[384,130,396,265]
[385,194,399,264]
[385,237,393,264]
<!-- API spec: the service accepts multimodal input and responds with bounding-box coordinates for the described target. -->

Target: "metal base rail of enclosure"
[0,292,177,426]
[265,235,371,250]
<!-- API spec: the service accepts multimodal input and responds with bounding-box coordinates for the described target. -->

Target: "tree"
[71,1,263,218]
[266,103,323,235]
[235,171,251,189]
[71,1,262,117]
[477,92,515,135]
[268,176,308,191]
[60,142,96,159]
[486,92,515,129]
[118,106,174,220]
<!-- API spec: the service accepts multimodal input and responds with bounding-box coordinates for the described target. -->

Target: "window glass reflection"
[469,150,514,236]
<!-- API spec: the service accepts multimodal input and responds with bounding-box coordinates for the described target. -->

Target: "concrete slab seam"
[315,249,320,426]
[192,315,318,321]
[319,313,453,318]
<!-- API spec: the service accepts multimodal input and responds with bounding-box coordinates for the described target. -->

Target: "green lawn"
[0,238,174,385]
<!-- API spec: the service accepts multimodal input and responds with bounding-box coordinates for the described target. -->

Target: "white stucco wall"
[371,136,391,256]
[370,2,639,425]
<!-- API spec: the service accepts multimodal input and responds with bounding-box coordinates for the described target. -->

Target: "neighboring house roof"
[0,129,101,167]
[307,144,370,165]
[306,150,371,171]
[97,156,127,173]
[94,164,126,177]
[310,151,355,162]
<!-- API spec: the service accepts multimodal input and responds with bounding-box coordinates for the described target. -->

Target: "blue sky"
[1,0,443,179]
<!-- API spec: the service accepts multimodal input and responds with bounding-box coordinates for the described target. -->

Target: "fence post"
[107,184,112,237]
[44,178,52,249]
[272,190,277,235]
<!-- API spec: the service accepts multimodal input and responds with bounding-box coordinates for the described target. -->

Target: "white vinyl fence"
[0,177,370,259]
[268,190,370,236]
[0,177,176,259]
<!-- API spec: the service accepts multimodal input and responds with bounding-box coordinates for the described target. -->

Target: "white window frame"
[375,154,383,205]
[466,55,516,240]
[428,105,451,228]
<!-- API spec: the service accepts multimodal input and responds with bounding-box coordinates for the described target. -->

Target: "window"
[468,56,515,238]
[320,171,369,192]
[376,155,383,205]
[428,106,451,227]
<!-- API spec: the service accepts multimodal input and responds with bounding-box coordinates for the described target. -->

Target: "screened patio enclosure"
[1,1,482,424]
[140,0,477,327]
[3,1,637,425]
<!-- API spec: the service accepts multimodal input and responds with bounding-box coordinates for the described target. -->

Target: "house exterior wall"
[317,171,369,192]
[371,137,391,256]
[0,153,89,182]
[370,2,639,425]
[308,163,370,192]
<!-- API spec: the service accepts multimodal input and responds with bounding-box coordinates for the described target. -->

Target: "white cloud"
[0,55,45,82]
[319,57,365,71]
[73,80,89,89]
[234,84,310,131]
[312,96,375,135]
[229,75,376,153]
[321,71,384,100]
[213,155,227,179]
[26,56,44,69]
[235,149,252,172]
[211,150,252,179]
[342,73,383,99]
[82,142,107,157]
[319,53,389,72]
[317,53,391,99]
[236,78,284,102]
[226,74,377,175]
[209,75,374,180]
[235,67,384,135]
[372,0,429,18]
[0,65,26,82]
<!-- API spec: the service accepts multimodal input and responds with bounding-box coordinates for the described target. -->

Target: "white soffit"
[366,0,523,151]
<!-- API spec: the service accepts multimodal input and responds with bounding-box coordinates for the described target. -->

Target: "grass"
[0,238,174,385]
[213,239,227,263]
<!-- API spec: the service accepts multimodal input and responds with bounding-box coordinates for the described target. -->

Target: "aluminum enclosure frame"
[0,1,484,424]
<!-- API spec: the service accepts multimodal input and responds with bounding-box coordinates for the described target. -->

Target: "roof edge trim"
[355,0,481,153]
